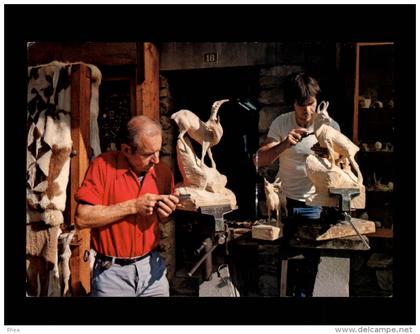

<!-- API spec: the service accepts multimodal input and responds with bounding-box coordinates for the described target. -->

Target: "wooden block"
[252,224,282,241]
[174,186,237,212]
[316,218,376,241]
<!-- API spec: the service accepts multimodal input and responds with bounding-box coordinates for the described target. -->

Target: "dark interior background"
[164,67,260,221]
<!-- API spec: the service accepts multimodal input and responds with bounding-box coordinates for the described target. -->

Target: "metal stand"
[329,187,370,250]
[186,205,235,280]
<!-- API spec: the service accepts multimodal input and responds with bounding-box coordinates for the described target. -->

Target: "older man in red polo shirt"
[75,115,179,297]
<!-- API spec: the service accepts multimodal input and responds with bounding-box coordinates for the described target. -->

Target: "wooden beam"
[69,64,92,296]
[136,42,145,85]
[352,43,360,143]
[356,42,394,47]
[280,259,288,297]
[28,42,137,67]
[140,42,160,121]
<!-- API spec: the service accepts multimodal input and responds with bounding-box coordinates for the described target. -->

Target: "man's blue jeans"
[285,198,321,297]
[286,197,322,221]
[91,250,169,297]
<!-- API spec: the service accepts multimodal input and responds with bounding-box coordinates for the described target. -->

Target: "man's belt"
[96,251,153,266]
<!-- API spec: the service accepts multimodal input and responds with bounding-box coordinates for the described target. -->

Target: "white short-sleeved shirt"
[267,111,340,202]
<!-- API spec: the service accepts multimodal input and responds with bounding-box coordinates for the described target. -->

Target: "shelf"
[351,42,395,242]
[358,107,394,115]
[352,42,395,144]
[358,151,394,156]
[357,152,395,180]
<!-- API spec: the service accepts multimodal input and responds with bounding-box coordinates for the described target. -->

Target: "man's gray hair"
[126,115,162,151]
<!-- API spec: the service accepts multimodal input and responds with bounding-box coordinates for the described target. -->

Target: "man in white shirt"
[255,72,340,297]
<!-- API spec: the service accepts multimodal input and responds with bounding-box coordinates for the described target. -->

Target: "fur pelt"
[27,61,102,221]
[26,224,62,297]
[27,61,73,217]
[26,222,61,265]
[26,61,102,297]
[58,230,75,296]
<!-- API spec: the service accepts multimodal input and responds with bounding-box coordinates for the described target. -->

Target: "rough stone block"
[258,89,285,105]
[199,266,240,297]
[259,75,286,89]
[313,256,350,297]
[258,105,288,133]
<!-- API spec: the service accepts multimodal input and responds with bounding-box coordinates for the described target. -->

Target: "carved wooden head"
[264,177,276,194]
[314,100,331,130]
[209,99,229,121]
[273,177,282,191]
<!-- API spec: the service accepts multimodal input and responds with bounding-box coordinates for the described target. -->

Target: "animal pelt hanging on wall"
[27,60,102,223]
[27,61,73,224]
[26,61,102,296]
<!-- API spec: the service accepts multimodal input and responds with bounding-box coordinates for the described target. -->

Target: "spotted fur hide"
[26,61,101,296]
[27,61,102,226]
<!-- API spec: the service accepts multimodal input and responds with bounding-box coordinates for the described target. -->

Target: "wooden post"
[352,43,360,143]
[69,64,92,296]
[280,259,288,297]
[136,42,160,120]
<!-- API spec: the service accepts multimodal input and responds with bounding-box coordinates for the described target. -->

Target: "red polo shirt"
[75,151,174,258]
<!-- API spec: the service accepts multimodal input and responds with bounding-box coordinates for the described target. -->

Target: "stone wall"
[158,74,177,281]
[255,40,337,217]
[257,65,304,164]
[256,64,305,217]
[159,75,176,170]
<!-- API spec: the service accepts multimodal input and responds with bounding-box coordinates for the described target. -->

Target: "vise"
[187,204,235,280]
[329,187,371,250]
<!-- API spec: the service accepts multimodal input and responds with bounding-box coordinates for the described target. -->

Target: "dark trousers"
[284,198,321,297]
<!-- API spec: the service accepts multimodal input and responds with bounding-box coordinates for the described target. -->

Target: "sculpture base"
[305,154,366,209]
[316,218,376,241]
[252,224,283,241]
[175,186,237,212]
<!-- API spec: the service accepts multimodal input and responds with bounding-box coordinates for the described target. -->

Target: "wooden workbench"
[229,223,372,297]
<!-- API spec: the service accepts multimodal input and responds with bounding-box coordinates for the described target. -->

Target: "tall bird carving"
[314,101,363,185]
[171,99,229,168]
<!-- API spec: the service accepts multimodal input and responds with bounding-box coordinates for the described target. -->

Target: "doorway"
[164,66,260,221]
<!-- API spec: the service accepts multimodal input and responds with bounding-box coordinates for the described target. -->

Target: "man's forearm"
[255,141,287,167]
[75,200,137,229]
